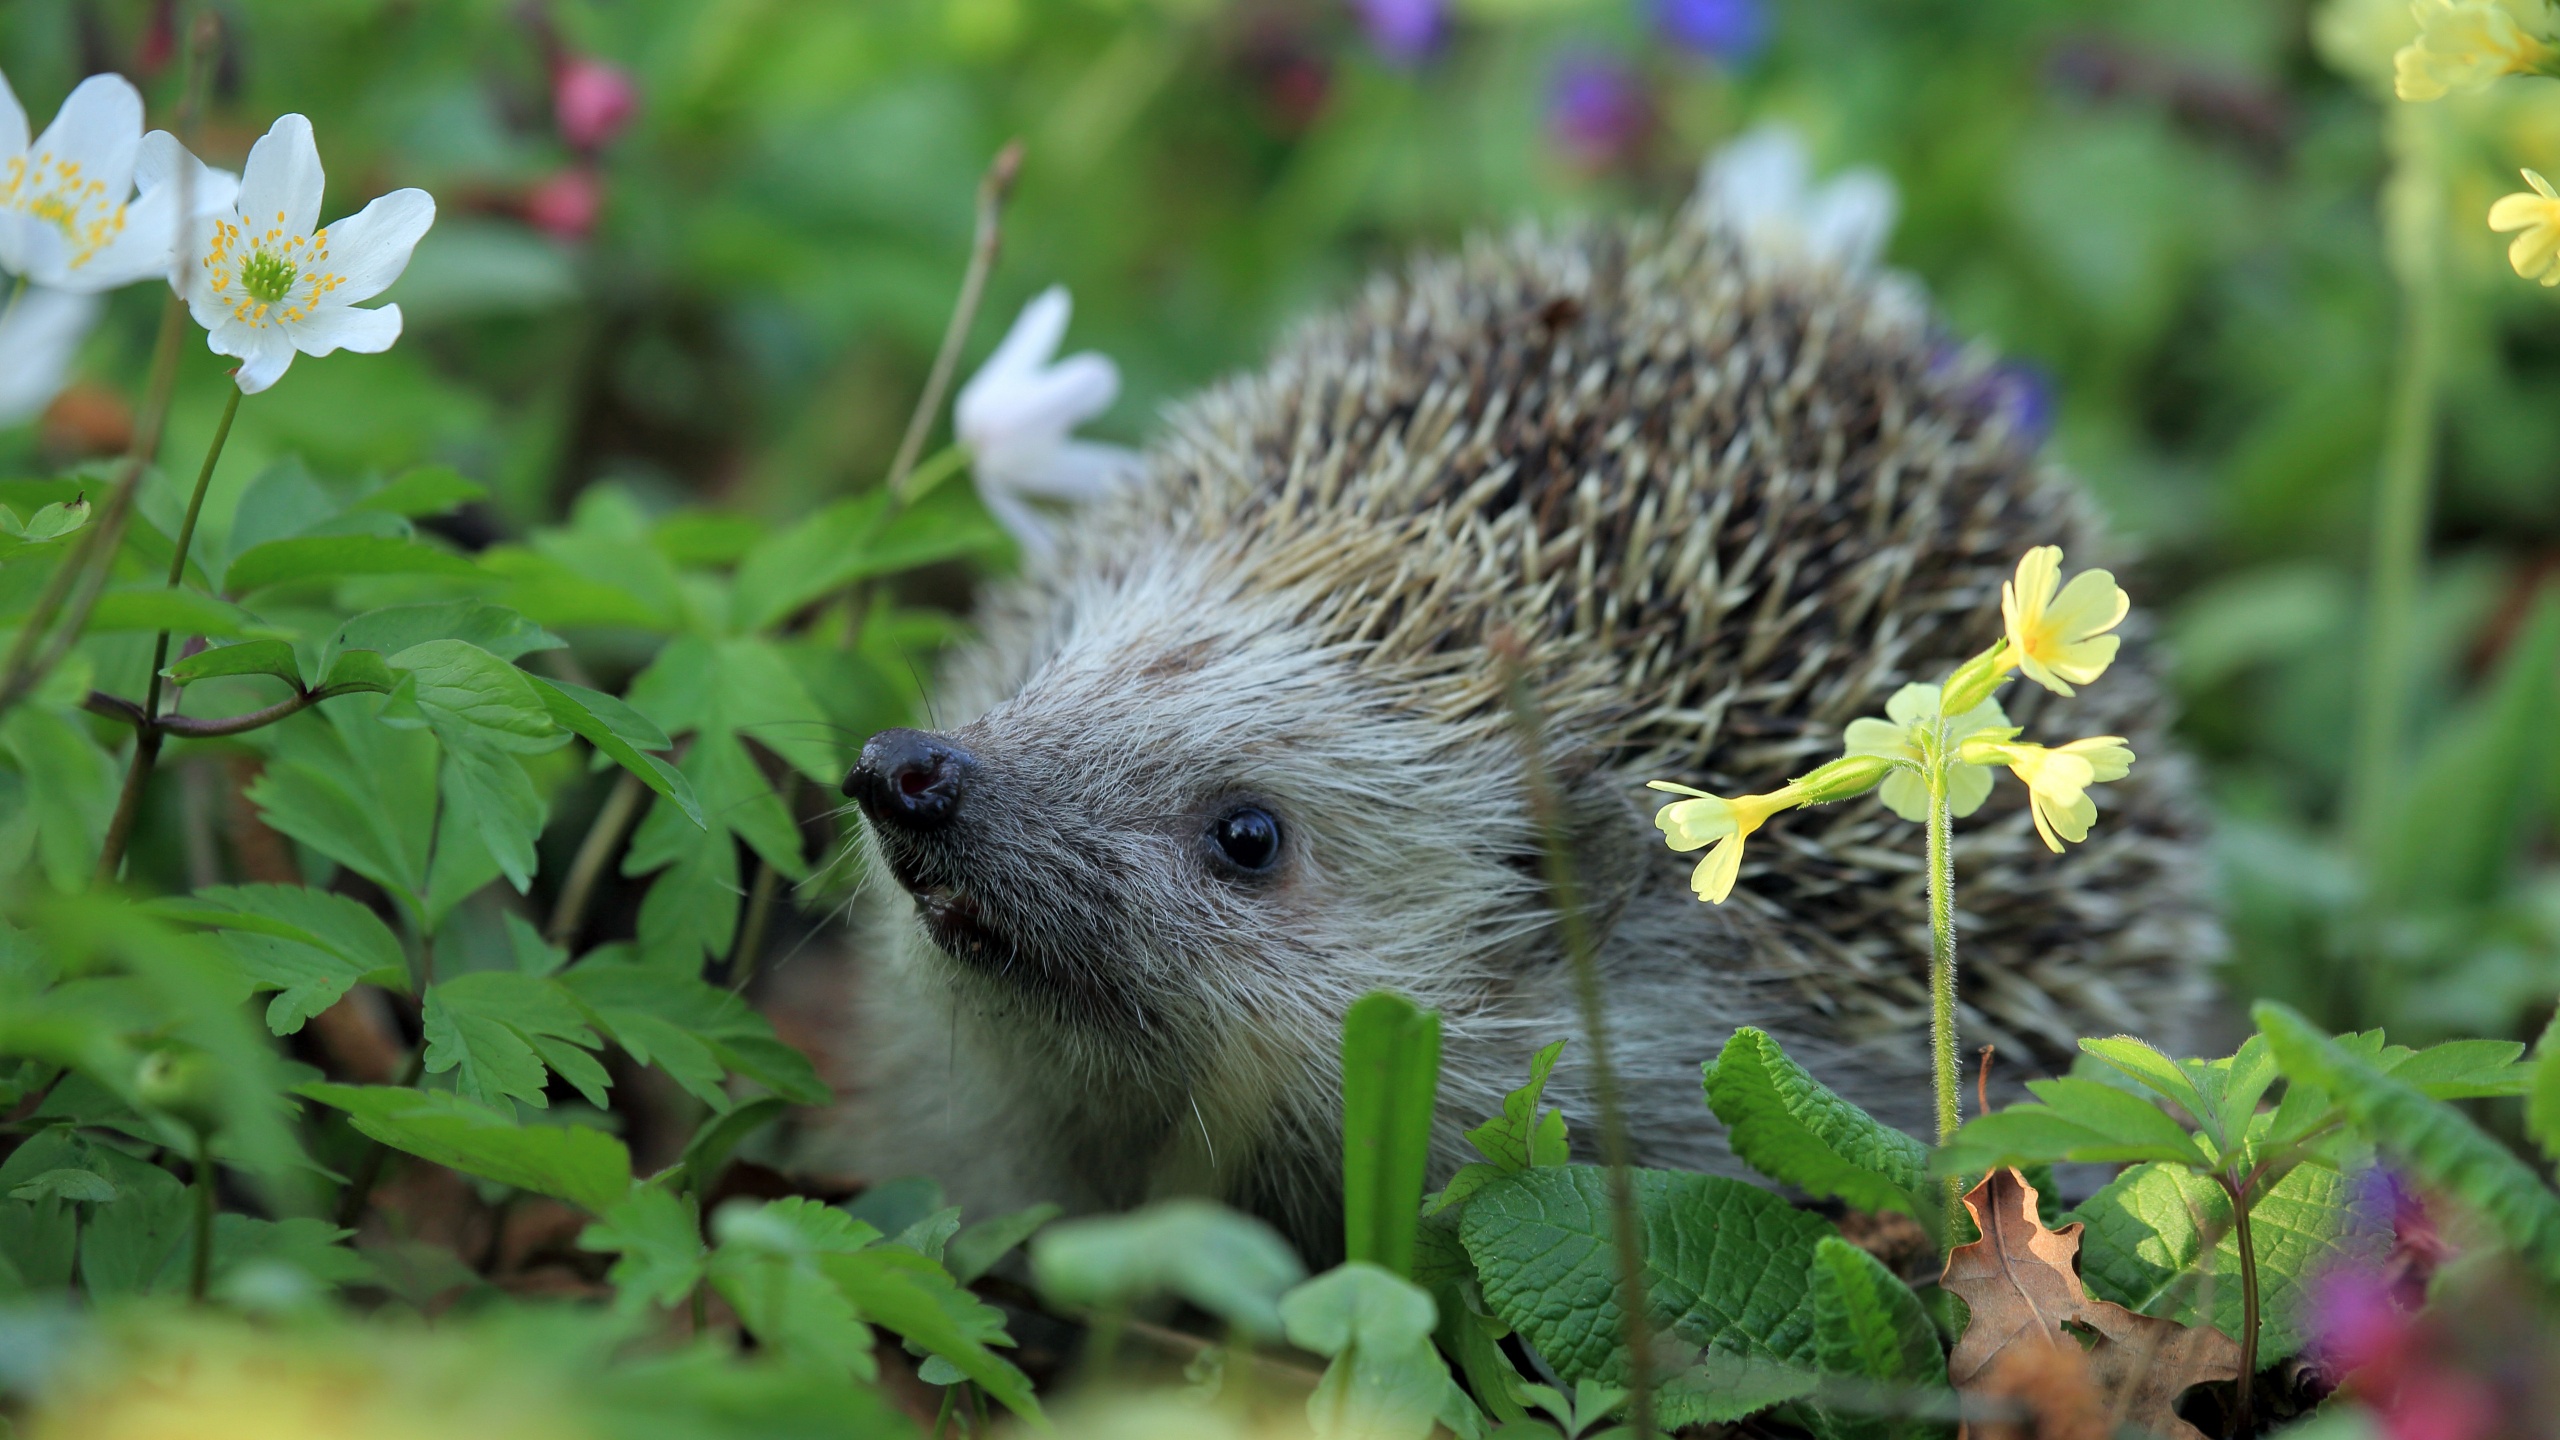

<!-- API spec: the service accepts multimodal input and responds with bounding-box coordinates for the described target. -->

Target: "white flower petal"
[1001,439,1140,501]
[209,317,299,394]
[236,114,325,241]
[975,479,1055,559]
[30,74,145,197]
[0,286,101,426]
[65,181,178,291]
[290,302,401,356]
[135,131,241,217]
[0,212,35,280]
[1803,170,1898,269]
[0,66,29,160]
[318,188,434,304]
[979,351,1119,447]
[970,285,1073,393]
[1704,125,1811,230]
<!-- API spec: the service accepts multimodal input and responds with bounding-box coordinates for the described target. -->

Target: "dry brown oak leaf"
[1942,1166,2244,1440]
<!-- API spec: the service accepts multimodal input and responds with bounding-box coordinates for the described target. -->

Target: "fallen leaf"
[1969,1337,2109,1440]
[1943,1167,2244,1440]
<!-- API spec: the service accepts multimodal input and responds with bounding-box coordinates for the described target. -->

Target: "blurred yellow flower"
[1645,780,1802,904]
[2394,0,2558,100]
[2490,168,2560,282]
[1998,546,2129,698]
[1958,736,2134,853]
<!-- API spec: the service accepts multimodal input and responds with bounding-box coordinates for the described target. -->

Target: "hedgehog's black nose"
[846,728,976,832]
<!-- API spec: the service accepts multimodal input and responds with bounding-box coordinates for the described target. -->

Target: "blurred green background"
[4,0,2556,1045]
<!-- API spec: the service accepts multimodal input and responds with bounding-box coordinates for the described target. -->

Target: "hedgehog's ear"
[1540,764,1649,940]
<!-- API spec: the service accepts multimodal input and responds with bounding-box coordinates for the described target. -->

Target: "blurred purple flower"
[1979,360,2055,443]
[1350,0,1445,66]
[2310,1265,2413,1379]
[1547,54,1650,169]
[554,56,639,152]
[1652,0,1767,63]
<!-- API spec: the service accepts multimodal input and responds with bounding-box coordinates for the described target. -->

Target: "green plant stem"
[189,1130,217,1301]
[1500,642,1656,1440]
[93,386,244,884]
[2348,101,2447,894]
[2223,1174,2261,1439]
[727,771,800,991]
[547,768,646,947]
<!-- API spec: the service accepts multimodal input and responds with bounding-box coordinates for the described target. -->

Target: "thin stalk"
[1500,640,1655,1440]
[189,1130,217,1301]
[547,769,646,947]
[94,386,243,884]
[2348,102,2446,895]
[726,771,800,990]
[0,292,187,719]
[2224,1175,2261,1438]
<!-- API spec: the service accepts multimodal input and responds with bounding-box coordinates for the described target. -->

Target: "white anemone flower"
[1700,124,1898,272]
[955,285,1140,557]
[0,285,101,426]
[179,113,434,394]
[0,70,235,293]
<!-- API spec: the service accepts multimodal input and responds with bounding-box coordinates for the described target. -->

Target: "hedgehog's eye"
[1207,805,1282,875]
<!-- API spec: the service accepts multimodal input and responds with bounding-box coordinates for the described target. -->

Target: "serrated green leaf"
[2381,1039,2532,1099]
[165,639,302,687]
[708,1212,879,1380]
[9,1167,117,1203]
[730,493,893,633]
[2078,1036,2213,1126]
[715,1196,882,1257]
[1806,1236,1945,1440]
[2071,1160,2379,1361]
[247,718,436,915]
[328,602,563,667]
[581,1185,707,1313]
[422,972,608,1111]
[2255,1001,2560,1284]
[530,674,702,828]
[1460,1039,1570,1180]
[558,960,828,1108]
[1030,1199,1306,1341]
[1343,991,1442,1279]
[437,730,548,893]
[2,706,119,889]
[149,883,408,982]
[350,465,489,518]
[387,640,559,749]
[301,1082,632,1213]
[824,1245,1042,1423]
[225,534,477,595]
[1459,1164,1834,1403]
[1935,1077,2208,1175]
[85,586,268,638]
[1704,1027,1932,1220]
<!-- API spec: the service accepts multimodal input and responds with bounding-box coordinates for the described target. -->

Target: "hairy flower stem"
[1925,742,1963,1213]
[94,387,244,884]
[1499,639,1655,1440]
[2350,103,2446,908]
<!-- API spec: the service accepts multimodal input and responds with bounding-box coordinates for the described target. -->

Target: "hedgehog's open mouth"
[908,884,1019,974]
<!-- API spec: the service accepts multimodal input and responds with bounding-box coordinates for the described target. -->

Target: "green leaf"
[558,960,829,1108]
[2078,1036,2214,1128]
[709,1202,880,1381]
[165,639,302,687]
[301,1082,632,1214]
[677,1096,790,1194]
[2255,1001,2560,1284]
[328,602,563,666]
[948,1202,1063,1285]
[1704,1027,1933,1220]
[581,1185,707,1313]
[246,713,437,914]
[10,497,90,542]
[1030,1198,1307,1341]
[2377,593,2559,909]
[1280,1262,1480,1440]
[2071,1160,2379,1361]
[730,493,895,632]
[386,640,560,749]
[530,675,703,828]
[2381,1039,2532,1100]
[823,1245,1043,1423]
[2530,1013,2560,1165]
[224,534,477,595]
[1343,991,1442,1279]
[2,706,119,889]
[1459,1164,1834,1416]
[421,972,609,1111]
[147,883,411,1035]
[434,729,549,894]
[1805,1237,1945,1440]
[85,587,268,638]
[317,650,397,695]
[1935,1077,2209,1175]
[9,1167,117,1203]
[350,465,489,518]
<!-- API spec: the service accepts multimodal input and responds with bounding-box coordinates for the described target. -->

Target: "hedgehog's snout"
[847,727,976,834]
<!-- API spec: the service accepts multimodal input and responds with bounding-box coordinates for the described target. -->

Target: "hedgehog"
[821,188,2218,1264]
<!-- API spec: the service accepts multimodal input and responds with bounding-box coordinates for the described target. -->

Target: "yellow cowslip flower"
[1645,780,1803,904]
[2395,0,2558,100]
[1998,545,2129,698]
[1841,682,2011,823]
[1959,735,2135,853]
[2490,169,2560,283]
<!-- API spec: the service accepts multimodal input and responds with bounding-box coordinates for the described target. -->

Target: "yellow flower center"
[0,152,130,271]
[201,212,343,328]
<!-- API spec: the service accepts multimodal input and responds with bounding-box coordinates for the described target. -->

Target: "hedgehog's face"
[845,555,1560,1068]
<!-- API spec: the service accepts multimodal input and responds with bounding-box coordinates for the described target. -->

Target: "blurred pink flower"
[526,168,603,242]
[553,56,637,152]
[2311,1266,2417,1379]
